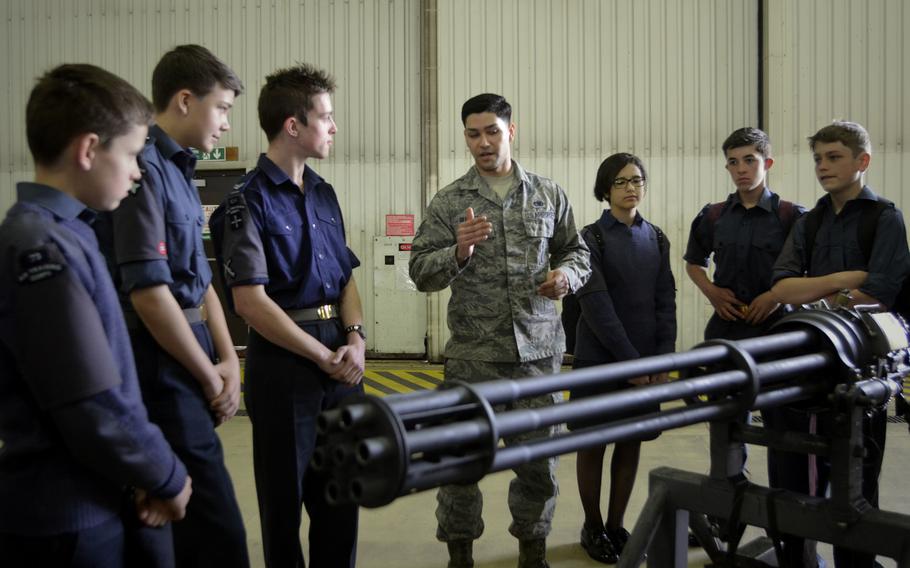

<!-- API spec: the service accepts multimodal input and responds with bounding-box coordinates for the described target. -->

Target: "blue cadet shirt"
[772,186,910,307]
[574,209,677,363]
[0,183,186,535]
[98,124,212,309]
[684,188,805,305]
[211,154,359,308]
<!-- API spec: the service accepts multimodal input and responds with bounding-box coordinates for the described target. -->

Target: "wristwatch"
[835,288,853,308]
[344,324,367,341]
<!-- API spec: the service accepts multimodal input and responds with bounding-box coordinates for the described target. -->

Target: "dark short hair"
[593,153,648,203]
[722,127,772,159]
[461,93,512,126]
[808,121,872,157]
[258,63,336,142]
[151,44,244,112]
[26,64,153,167]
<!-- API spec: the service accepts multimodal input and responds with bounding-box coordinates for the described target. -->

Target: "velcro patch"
[17,248,64,284]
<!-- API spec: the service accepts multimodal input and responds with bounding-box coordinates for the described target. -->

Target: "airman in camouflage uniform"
[409,93,590,568]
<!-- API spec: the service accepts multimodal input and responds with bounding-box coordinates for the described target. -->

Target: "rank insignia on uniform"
[17,247,64,284]
[157,241,168,256]
[227,206,244,230]
[224,258,236,279]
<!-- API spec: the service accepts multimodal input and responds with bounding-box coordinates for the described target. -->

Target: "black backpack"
[802,197,910,318]
[562,222,667,355]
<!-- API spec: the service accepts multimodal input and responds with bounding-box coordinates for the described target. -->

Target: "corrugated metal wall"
[0,0,422,348]
[2,0,908,358]
[765,0,910,213]
[430,0,759,357]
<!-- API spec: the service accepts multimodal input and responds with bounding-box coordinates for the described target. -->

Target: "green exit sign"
[192,147,226,161]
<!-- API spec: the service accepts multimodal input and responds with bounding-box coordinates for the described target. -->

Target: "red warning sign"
[386,214,415,236]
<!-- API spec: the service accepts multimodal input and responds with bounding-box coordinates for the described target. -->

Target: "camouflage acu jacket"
[409,161,590,362]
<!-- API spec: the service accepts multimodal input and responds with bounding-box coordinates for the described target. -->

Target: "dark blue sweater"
[574,209,677,363]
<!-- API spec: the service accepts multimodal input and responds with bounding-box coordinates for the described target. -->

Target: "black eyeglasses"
[613,176,646,188]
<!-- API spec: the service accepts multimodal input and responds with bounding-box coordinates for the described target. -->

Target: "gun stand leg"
[618,481,689,568]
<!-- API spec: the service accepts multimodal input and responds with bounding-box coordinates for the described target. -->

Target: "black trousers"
[245,320,362,568]
[1,515,125,568]
[130,321,249,568]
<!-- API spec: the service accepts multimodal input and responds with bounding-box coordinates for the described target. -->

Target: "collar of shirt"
[814,185,878,210]
[463,159,530,191]
[256,153,326,193]
[16,182,88,222]
[600,208,643,229]
[729,186,774,212]
[148,124,197,180]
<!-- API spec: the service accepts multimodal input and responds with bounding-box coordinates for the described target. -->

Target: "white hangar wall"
[0,0,423,352]
[430,0,759,357]
[1,0,908,358]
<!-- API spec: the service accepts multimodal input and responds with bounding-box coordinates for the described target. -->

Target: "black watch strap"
[344,324,366,340]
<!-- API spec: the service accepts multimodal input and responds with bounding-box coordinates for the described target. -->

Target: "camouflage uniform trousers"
[436,356,562,542]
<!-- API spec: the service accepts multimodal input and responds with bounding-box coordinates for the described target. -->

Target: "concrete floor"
[218,366,910,567]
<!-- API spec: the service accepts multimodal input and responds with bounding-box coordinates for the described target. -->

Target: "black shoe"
[581,525,618,564]
[605,527,630,556]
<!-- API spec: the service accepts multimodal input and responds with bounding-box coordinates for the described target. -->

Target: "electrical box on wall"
[372,236,426,357]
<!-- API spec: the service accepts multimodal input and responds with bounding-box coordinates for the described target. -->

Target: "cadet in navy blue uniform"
[0,64,192,568]
[569,153,677,564]
[684,128,812,558]
[685,128,805,341]
[211,64,364,568]
[772,121,910,568]
[94,46,248,568]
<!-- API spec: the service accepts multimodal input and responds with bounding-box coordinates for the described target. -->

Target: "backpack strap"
[857,198,892,261]
[775,199,798,233]
[652,223,669,256]
[584,222,605,249]
[802,207,823,274]
[703,197,794,246]
[705,201,728,229]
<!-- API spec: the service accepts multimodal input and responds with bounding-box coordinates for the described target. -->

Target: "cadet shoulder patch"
[226,195,245,231]
[17,247,64,284]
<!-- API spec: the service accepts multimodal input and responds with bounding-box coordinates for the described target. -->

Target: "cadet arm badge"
[17,246,64,284]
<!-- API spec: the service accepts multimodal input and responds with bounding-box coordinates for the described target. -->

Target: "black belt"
[285,304,339,322]
[123,307,203,329]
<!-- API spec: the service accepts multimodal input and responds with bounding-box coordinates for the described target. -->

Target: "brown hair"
[26,63,153,166]
[151,44,244,112]
[808,121,872,157]
[258,63,336,142]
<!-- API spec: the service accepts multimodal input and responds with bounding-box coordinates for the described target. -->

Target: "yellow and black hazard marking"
[363,369,445,396]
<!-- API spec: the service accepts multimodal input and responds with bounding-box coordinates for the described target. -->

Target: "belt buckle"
[317,304,332,320]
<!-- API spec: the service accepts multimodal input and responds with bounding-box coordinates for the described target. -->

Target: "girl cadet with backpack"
[567,153,676,564]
